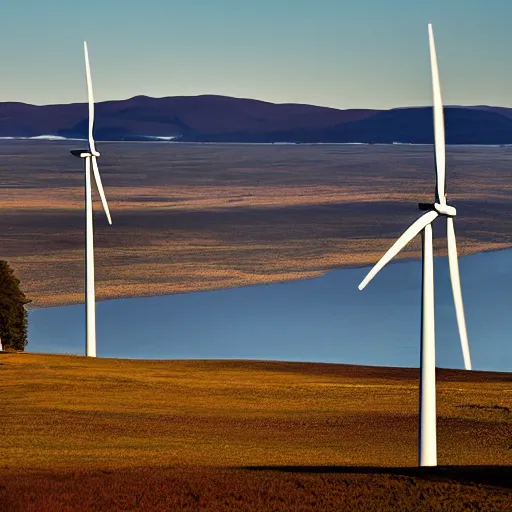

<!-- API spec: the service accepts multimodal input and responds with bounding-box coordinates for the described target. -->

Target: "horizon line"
[0,93,506,112]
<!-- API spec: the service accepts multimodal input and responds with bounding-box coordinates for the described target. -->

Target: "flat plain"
[2,141,512,308]
[0,353,511,511]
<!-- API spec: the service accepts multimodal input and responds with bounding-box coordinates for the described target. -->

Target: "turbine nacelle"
[70,149,101,159]
[70,149,100,158]
[418,202,457,217]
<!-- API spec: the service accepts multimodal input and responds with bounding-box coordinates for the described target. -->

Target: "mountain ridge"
[2,94,512,144]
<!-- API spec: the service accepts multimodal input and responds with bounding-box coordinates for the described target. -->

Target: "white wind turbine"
[71,41,112,358]
[357,24,472,467]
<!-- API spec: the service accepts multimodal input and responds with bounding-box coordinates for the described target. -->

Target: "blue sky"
[1,0,511,108]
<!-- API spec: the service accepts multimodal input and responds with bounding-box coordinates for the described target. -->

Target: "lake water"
[28,248,512,372]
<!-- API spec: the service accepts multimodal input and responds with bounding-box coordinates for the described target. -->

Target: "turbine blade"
[91,156,112,225]
[84,41,97,155]
[428,23,446,205]
[358,210,439,291]
[446,217,472,370]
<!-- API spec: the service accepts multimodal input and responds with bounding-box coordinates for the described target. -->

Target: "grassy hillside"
[0,353,510,511]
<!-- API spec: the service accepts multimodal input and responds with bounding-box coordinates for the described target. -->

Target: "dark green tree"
[0,261,31,351]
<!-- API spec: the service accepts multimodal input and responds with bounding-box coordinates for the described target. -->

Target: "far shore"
[2,142,512,310]
[24,243,512,311]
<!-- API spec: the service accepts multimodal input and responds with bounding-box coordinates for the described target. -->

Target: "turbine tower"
[357,24,472,467]
[71,41,112,358]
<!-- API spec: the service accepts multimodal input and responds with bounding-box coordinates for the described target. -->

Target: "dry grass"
[2,141,512,308]
[0,353,510,510]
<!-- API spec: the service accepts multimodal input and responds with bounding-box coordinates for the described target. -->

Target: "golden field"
[2,141,512,308]
[0,353,510,511]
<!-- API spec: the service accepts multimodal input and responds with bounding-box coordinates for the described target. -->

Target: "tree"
[0,261,31,351]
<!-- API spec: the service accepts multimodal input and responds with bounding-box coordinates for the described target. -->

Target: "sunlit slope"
[1,353,510,470]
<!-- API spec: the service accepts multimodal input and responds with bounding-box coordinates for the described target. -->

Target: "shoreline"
[26,243,512,311]
[5,142,512,313]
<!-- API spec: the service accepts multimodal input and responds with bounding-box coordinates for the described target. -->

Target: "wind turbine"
[357,24,472,467]
[71,41,112,358]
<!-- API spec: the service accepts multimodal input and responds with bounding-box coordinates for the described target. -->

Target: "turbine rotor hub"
[434,202,456,217]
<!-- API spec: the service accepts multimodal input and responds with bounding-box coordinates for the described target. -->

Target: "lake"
[28,247,512,372]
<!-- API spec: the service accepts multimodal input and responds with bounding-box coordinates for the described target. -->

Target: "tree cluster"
[0,260,31,351]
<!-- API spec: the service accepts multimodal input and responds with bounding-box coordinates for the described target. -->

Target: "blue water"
[28,249,512,372]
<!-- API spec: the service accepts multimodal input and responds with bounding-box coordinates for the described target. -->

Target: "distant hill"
[2,95,512,144]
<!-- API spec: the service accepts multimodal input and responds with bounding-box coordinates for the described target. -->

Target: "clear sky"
[1,0,511,109]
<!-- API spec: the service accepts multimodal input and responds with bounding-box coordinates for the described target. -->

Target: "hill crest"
[2,95,512,143]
